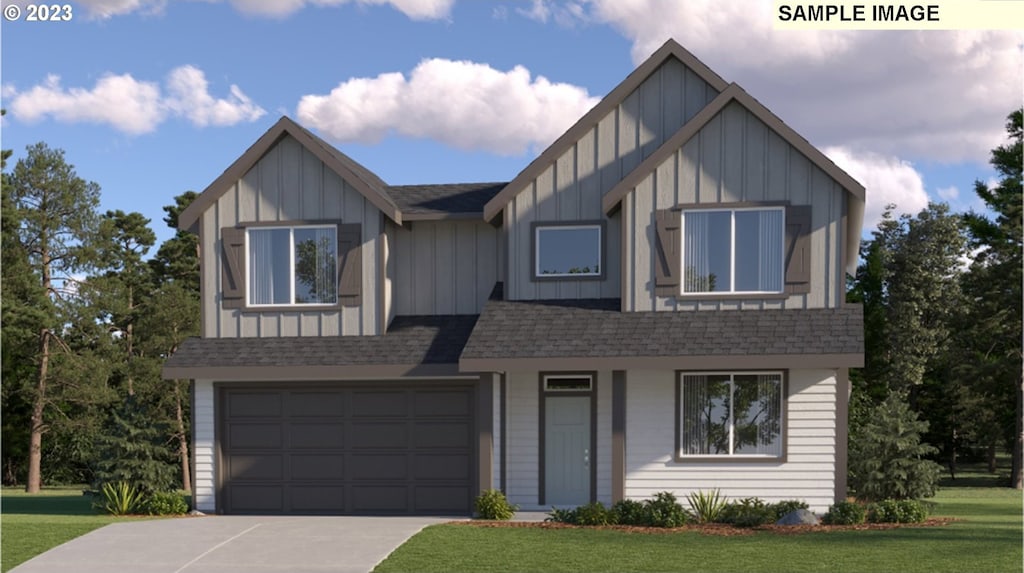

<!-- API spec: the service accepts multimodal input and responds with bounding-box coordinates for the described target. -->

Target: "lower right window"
[678,372,784,458]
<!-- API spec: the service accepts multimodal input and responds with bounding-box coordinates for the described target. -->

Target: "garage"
[219,383,475,515]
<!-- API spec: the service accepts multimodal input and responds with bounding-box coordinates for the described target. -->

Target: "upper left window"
[247,225,337,306]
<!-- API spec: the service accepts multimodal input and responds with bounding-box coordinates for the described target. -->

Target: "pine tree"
[93,395,176,495]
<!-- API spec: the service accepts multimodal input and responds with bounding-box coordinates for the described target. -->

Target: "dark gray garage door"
[220,384,474,515]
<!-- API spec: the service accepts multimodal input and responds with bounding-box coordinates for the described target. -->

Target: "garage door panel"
[414,486,471,513]
[352,486,409,512]
[289,422,344,448]
[229,423,283,449]
[413,422,470,448]
[230,486,283,513]
[291,454,344,480]
[290,486,345,513]
[288,392,345,417]
[415,391,471,417]
[349,422,408,449]
[350,454,408,480]
[414,454,470,480]
[228,454,283,480]
[229,392,282,417]
[352,391,408,417]
[222,385,473,515]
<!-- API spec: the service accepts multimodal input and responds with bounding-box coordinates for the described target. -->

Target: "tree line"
[1,108,1020,494]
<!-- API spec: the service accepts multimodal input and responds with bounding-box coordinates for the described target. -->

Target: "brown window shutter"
[221,226,246,309]
[337,223,362,306]
[785,205,812,294]
[654,209,681,297]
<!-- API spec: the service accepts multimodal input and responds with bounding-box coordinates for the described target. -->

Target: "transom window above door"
[533,223,604,279]
[681,208,784,294]
[247,225,338,306]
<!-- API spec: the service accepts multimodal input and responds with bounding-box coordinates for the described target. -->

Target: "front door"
[544,396,591,506]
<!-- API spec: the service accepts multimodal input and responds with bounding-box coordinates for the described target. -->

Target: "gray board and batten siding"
[502,56,722,302]
[201,134,382,338]
[618,99,847,312]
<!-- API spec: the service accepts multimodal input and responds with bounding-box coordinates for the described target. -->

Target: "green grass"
[0,487,137,572]
[374,487,1023,573]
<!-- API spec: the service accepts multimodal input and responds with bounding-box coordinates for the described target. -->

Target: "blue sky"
[2,1,1021,250]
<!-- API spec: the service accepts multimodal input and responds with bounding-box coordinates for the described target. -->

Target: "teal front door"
[544,396,591,506]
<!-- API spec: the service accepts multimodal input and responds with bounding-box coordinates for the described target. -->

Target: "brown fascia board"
[459,353,864,372]
[177,116,403,231]
[602,83,866,216]
[481,38,730,223]
[161,362,465,381]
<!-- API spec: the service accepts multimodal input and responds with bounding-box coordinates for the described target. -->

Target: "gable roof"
[600,82,866,274]
[481,38,729,223]
[178,116,403,231]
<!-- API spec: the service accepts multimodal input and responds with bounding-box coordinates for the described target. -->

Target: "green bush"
[574,502,616,526]
[869,499,929,523]
[770,499,810,521]
[685,489,727,524]
[719,497,775,527]
[611,499,648,526]
[143,491,189,515]
[474,489,518,520]
[95,481,144,515]
[646,491,688,528]
[545,507,577,524]
[822,500,867,525]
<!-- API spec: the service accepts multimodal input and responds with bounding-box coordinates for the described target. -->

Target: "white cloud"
[518,0,550,22]
[4,66,265,133]
[165,66,265,127]
[824,146,930,230]
[936,186,959,201]
[543,0,1022,165]
[53,0,453,19]
[297,58,601,155]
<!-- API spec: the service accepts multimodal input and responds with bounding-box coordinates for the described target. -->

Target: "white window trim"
[245,224,337,307]
[543,374,594,392]
[678,370,784,459]
[678,206,785,296]
[534,224,602,278]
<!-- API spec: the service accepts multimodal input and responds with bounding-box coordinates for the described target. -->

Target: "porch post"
[477,373,495,496]
[612,370,626,503]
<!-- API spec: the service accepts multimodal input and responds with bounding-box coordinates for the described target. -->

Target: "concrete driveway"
[11,515,451,573]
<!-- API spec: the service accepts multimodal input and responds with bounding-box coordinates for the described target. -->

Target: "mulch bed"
[452,517,958,536]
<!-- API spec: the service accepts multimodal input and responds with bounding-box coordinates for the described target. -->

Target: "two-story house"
[163,39,865,516]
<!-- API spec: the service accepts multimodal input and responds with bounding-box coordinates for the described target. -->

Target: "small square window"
[248,225,337,306]
[534,224,602,279]
[681,208,784,294]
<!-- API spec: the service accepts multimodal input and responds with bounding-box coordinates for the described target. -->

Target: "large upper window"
[534,224,602,279]
[681,208,784,294]
[247,225,337,306]
[678,372,783,458]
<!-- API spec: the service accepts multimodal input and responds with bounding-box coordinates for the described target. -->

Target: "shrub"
[474,489,518,520]
[770,499,810,521]
[869,499,929,523]
[611,499,649,526]
[646,491,688,528]
[546,507,577,524]
[719,498,774,527]
[574,502,616,526]
[143,491,189,515]
[822,500,867,525]
[95,481,144,515]
[685,489,727,524]
[848,391,942,501]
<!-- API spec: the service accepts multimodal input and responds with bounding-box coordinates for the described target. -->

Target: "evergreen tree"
[93,395,176,495]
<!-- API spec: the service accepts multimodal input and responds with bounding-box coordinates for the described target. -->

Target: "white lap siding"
[624,369,837,513]
[193,380,216,512]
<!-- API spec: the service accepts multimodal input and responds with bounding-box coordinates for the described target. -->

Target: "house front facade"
[163,39,865,516]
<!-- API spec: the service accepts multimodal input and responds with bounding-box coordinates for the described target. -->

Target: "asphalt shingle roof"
[165,315,478,369]
[461,287,864,360]
[386,182,506,216]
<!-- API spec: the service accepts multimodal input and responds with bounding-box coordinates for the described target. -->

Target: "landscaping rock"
[776,509,820,526]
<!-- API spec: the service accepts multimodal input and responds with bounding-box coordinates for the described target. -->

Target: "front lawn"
[1,487,136,572]
[374,487,1022,573]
